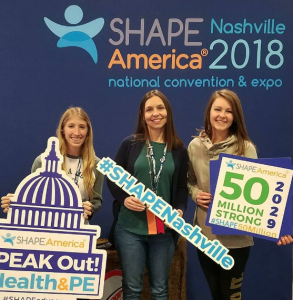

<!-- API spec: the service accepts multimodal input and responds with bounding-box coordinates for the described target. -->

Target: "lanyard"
[74,158,82,185]
[147,141,167,193]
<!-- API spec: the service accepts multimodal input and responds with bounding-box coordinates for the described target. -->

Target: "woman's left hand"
[276,235,293,246]
[82,201,93,219]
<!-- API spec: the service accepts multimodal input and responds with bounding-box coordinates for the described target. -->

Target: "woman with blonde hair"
[1,107,103,220]
[188,89,292,300]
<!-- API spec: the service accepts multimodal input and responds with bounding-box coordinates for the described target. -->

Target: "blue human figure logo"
[1,233,16,246]
[44,5,104,63]
[226,160,236,170]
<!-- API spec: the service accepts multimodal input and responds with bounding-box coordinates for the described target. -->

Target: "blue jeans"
[114,223,175,300]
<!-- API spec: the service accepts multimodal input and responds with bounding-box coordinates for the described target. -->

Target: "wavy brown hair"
[135,90,183,150]
[203,89,254,155]
[56,107,95,200]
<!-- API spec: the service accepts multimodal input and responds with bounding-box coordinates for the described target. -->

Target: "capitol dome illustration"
[0,137,107,299]
[11,137,84,230]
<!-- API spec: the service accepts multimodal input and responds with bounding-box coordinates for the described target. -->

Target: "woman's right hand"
[1,193,13,213]
[196,191,212,209]
[124,196,145,212]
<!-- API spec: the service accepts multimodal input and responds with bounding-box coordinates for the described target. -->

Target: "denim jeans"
[114,223,175,300]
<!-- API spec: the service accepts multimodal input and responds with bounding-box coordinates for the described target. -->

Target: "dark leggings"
[197,247,250,300]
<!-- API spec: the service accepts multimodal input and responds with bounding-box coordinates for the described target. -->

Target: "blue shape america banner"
[0,137,107,299]
[0,1,292,299]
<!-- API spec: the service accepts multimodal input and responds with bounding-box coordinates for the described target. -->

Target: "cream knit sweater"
[187,132,257,248]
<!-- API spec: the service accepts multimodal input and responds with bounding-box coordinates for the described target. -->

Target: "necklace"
[146,140,167,193]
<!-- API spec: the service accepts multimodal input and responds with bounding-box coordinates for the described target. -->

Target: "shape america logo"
[44,5,104,63]
[1,233,16,246]
[226,159,236,170]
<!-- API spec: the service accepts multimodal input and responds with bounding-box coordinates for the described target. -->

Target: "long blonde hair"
[56,107,96,200]
[203,89,254,156]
